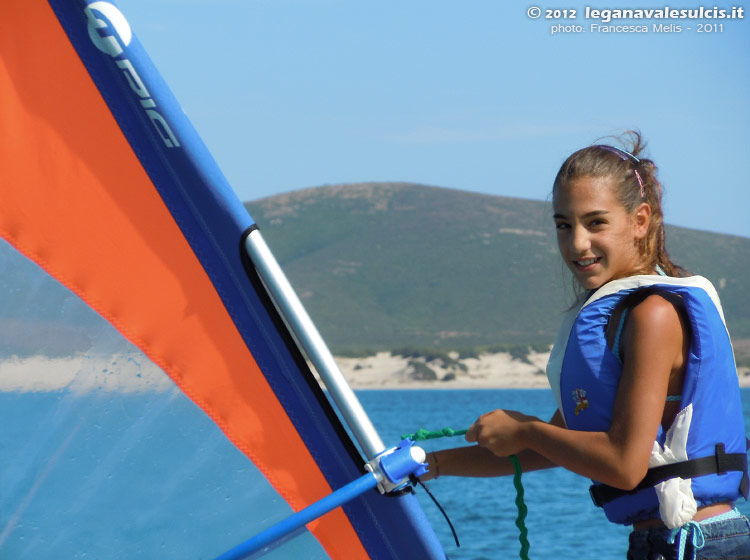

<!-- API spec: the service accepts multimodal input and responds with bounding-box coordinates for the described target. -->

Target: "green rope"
[404,427,530,559]
[509,454,530,560]
[401,427,467,441]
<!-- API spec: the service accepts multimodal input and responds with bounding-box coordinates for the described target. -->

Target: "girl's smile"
[553,176,650,289]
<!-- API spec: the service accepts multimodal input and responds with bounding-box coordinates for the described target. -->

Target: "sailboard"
[0,1,445,558]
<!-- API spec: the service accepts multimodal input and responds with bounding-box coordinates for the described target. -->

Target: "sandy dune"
[329,351,750,390]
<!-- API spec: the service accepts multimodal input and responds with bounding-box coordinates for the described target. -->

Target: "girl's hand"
[465,409,535,457]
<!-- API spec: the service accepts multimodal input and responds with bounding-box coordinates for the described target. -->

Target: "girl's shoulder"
[627,292,686,328]
[606,287,689,362]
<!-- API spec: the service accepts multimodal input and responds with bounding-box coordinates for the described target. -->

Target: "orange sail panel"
[0,2,366,557]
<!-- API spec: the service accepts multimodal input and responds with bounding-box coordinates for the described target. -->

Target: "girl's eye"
[555,222,570,230]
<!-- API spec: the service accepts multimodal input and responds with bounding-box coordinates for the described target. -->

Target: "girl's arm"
[420,410,564,481]
[465,294,687,490]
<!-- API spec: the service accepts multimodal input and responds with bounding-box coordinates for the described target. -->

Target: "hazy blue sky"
[116,0,749,238]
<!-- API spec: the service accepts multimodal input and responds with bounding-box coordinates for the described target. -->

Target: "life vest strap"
[590,443,749,508]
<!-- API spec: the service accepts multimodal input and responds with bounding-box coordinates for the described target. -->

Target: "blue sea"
[358,389,750,560]
[2,388,750,559]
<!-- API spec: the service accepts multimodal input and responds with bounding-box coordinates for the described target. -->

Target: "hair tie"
[633,169,645,198]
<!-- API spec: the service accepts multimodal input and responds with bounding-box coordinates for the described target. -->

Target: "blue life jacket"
[546,275,747,525]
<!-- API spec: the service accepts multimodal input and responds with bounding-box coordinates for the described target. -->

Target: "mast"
[245,229,386,460]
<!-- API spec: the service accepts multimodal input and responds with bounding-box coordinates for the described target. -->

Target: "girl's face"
[553,176,650,290]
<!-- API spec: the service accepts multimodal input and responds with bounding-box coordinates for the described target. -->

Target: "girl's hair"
[552,130,685,278]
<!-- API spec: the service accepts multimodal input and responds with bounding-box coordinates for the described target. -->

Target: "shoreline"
[324,351,750,390]
[2,351,747,393]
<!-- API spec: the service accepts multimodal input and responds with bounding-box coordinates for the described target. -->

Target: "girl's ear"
[633,202,651,240]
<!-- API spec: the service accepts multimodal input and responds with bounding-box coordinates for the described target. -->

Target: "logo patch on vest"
[572,388,589,416]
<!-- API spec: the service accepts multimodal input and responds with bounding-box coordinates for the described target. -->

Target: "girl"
[423,132,750,559]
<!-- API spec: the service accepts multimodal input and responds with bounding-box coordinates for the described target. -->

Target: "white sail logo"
[84,2,180,148]
[85,1,131,57]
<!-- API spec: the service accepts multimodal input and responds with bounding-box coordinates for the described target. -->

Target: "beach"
[329,351,750,390]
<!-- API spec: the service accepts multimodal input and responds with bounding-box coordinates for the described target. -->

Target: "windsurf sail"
[0,1,445,558]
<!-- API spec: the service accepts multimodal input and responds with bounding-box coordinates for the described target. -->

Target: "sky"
[115,0,750,238]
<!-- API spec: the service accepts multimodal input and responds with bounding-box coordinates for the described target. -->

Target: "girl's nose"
[571,227,590,254]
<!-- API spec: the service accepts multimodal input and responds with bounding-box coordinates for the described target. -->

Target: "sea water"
[2,388,749,559]
[358,389,750,560]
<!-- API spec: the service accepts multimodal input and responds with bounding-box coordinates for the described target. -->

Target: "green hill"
[245,182,750,360]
